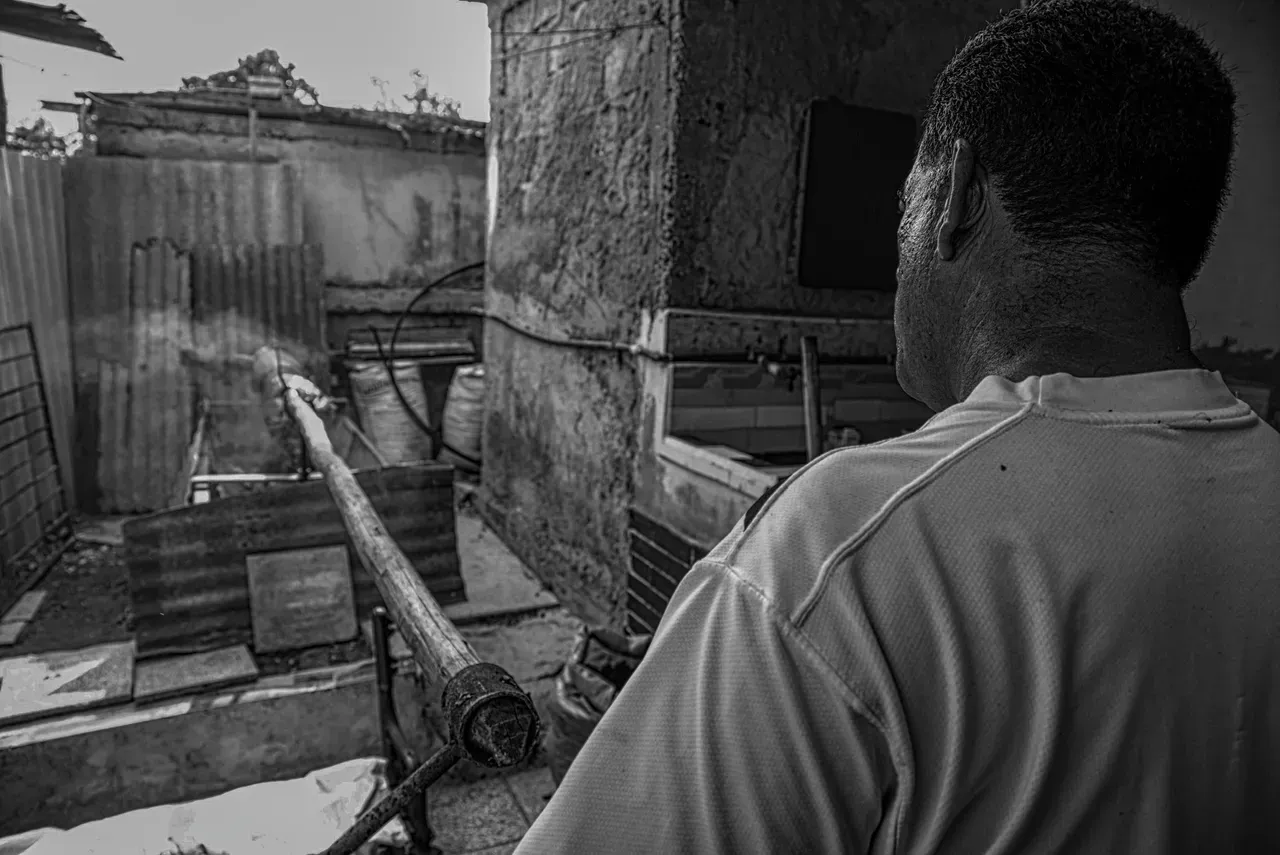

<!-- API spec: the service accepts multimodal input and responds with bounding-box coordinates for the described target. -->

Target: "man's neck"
[952,293,1201,400]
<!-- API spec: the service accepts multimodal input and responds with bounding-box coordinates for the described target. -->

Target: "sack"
[439,364,485,472]
[348,360,434,464]
[543,627,652,786]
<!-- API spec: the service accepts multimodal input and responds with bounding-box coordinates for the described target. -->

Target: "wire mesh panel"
[0,323,71,613]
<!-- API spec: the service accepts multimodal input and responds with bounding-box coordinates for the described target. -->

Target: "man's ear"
[936,138,981,262]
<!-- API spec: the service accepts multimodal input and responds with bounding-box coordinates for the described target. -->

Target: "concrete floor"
[431,764,555,854]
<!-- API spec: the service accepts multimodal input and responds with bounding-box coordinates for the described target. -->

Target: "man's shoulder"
[709,402,1026,618]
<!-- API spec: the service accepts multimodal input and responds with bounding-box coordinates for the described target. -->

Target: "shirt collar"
[965,369,1244,415]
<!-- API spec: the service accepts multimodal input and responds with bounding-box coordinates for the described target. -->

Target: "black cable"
[368,325,482,469]
[380,261,487,468]
[366,260,673,470]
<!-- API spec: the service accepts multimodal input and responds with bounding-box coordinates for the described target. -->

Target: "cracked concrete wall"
[666,0,1010,316]
[481,0,671,627]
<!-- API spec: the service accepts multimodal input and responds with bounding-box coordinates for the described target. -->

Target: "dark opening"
[797,100,917,292]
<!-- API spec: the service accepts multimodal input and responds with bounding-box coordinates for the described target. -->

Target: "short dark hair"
[918,0,1237,288]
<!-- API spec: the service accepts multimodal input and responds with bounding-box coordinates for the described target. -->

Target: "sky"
[0,0,492,135]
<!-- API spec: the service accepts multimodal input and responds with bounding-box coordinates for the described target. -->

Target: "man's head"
[894,0,1238,410]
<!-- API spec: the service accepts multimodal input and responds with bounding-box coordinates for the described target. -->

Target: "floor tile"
[429,776,529,853]
[504,766,556,826]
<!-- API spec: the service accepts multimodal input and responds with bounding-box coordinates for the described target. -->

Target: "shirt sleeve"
[513,559,896,855]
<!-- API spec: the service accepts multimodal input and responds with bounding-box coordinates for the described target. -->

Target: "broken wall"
[480,0,671,626]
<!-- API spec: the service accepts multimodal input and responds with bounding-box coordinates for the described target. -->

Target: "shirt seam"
[700,556,897,749]
[794,404,1035,626]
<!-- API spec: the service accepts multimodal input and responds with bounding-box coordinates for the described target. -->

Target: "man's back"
[517,370,1280,854]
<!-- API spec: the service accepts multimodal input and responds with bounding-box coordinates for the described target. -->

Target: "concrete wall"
[479,0,672,627]
[632,0,1010,548]
[666,0,1010,315]
[94,108,488,289]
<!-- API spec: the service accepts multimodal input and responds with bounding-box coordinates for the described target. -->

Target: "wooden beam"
[281,383,477,681]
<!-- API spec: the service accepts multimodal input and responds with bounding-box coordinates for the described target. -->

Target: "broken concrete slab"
[246,544,358,653]
[132,644,259,704]
[0,641,135,728]
[73,518,128,548]
[2,591,47,624]
[447,513,558,625]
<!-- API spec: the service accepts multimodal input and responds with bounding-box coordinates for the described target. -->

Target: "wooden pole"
[801,335,823,461]
[281,384,478,683]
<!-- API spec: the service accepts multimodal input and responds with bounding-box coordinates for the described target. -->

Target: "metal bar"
[0,404,44,430]
[0,466,59,511]
[0,441,49,482]
[188,472,326,485]
[320,741,462,855]
[0,351,33,370]
[801,335,824,461]
[0,379,42,399]
[23,325,68,526]
[0,430,42,456]
[372,606,436,853]
[174,400,209,508]
[0,491,61,540]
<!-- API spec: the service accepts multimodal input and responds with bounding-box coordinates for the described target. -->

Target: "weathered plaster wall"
[481,0,671,627]
[633,0,1010,547]
[94,113,488,289]
[665,0,1011,316]
[1154,0,1280,386]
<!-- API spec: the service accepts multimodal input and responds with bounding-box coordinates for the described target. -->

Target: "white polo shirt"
[516,370,1280,855]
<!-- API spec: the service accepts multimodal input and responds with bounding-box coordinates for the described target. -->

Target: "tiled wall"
[628,509,709,635]
[669,362,934,454]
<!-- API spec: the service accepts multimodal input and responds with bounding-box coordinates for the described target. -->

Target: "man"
[517,1,1279,852]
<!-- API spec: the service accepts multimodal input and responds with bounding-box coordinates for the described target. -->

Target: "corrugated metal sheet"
[94,240,193,514]
[64,156,306,513]
[124,463,465,659]
[0,150,76,507]
[191,244,327,476]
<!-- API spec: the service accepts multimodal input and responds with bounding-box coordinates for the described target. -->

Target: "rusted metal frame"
[372,606,438,854]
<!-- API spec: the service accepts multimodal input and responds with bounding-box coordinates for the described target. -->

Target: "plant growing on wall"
[6,116,78,158]
[369,68,462,119]
[180,48,321,105]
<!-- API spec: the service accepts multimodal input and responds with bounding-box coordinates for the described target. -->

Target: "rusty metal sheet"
[0,151,76,508]
[94,239,193,514]
[124,463,465,659]
[63,156,304,513]
[190,243,327,477]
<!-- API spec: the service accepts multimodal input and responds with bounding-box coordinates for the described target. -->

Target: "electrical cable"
[368,260,673,470]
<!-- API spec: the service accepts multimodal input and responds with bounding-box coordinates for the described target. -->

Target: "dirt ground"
[4,540,133,658]
[4,538,372,676]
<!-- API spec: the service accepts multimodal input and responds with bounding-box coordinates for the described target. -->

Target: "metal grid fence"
[0,322,72,613]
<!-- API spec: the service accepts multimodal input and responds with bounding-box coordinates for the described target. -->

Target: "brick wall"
[669,362,933,455]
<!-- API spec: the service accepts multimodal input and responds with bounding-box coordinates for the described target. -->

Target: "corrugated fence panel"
[124,463,465,659]
[191,244,327,476]
[64,157,305,513]
[95,240,194,515]
[0,151,75,507]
